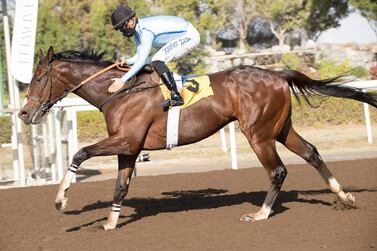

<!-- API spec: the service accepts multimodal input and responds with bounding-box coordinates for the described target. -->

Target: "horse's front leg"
[55,136,134,211]
[103,154,138,230]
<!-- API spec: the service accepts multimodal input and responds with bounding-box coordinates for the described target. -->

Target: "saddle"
[159,74,213,109]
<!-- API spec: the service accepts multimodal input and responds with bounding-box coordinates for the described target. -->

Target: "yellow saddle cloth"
[160,75,214,109]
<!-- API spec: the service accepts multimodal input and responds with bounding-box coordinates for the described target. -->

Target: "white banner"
[11,0,39,84]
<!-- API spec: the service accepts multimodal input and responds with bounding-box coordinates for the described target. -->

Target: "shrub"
[315,59,369,79]
[76,111,107,141]
[280,53,301,70]
[0,116,11,144]
[291,96,377,127]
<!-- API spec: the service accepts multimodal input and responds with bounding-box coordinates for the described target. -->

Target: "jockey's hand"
[108,78,125,93]
[119,57,127,66]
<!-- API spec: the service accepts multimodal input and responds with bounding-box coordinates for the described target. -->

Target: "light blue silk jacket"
[121,16,190,83]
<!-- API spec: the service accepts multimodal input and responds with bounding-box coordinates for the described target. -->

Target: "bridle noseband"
[26,64,63,113]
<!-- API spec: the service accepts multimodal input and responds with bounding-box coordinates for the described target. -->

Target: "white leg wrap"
[56,166,77,200]
[258,204,271,219]
[68,164,79,174]
[329,177,341,193]
[55,165,80,211]
[103,204,121,230]
[57,167,76,194]
[62,168,76,188]
[328,177,355,203]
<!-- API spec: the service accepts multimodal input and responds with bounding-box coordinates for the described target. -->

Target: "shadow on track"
[65,187,377,232]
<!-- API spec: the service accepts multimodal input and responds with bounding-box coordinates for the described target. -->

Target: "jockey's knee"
[152,60,169,75]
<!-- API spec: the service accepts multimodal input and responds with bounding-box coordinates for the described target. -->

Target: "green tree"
[305,0,350,40]
[155,0,212,74]
[36,0,84,52]
[87,0,133,58]
[254,0,312,46]
[36,0,151,58]
[156,0,220,37]
[350,0,377,36]
[213,0,256,51]
[209,0,352,48]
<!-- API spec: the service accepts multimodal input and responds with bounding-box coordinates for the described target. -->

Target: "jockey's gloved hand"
[119,56,128,66]
[108,78,125,93]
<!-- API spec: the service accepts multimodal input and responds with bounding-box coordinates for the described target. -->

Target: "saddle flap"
[159,75,213,109]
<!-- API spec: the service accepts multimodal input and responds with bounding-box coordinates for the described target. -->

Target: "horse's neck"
[62,61,117,108]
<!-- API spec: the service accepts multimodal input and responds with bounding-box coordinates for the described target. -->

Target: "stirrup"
[170,99,184,107]
[162,98,184,110]
[162,99,172,109]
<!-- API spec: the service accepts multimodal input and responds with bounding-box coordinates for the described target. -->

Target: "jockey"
[109,5,201,109]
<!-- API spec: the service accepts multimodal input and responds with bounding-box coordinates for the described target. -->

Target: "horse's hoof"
[240,214,255,222]
[55,197,68,211]
[103,222,116,231]
[345,193,355,203]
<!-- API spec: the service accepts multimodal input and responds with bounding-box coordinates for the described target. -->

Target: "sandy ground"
[0,158,376,251]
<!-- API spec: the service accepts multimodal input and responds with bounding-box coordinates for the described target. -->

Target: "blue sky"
[317,12,377,44]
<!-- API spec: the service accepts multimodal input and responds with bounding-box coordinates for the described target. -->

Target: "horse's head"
[19,46,67,124]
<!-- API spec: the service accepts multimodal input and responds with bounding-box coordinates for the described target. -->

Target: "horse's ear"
[47,46,54,62]
[38,48,44,61]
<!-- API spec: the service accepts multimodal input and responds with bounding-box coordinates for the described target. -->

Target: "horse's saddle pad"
[159,75,214,109]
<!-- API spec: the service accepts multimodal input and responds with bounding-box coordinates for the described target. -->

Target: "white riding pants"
[151,24,200,63]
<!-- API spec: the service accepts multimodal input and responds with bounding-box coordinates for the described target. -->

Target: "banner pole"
[3,0,26,185]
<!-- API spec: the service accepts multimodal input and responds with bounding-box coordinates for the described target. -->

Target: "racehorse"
[19,46,377,230]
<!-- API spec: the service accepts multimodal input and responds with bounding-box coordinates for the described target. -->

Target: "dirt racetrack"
[0,158,376,251]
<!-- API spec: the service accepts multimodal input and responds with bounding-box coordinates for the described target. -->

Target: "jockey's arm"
[120,31,154,83]
[124,51,139,65]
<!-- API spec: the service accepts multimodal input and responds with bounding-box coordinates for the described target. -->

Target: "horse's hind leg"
[280,127,355,203]
[103,154,138,230]
[240,140,287,221]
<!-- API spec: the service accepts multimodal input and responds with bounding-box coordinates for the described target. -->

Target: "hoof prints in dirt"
[332,197,359,211]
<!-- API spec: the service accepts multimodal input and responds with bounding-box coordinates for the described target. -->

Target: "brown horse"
[19,46,377,230]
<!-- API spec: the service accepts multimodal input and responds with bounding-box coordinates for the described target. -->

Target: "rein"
[98,79,162,111]
[31,60,129,112]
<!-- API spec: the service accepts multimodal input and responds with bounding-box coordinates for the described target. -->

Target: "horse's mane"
[52,48,156,76]
[52,49,113,65]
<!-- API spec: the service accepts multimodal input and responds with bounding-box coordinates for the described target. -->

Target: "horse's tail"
[277,70,377,108]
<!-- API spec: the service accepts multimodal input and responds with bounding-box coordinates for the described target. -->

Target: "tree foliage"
[212,0,257,50]
[305,0,350,39]
[36,0,151,59]
[208,0,356,47]
[155,0,214,74]
[33,0,368,75]
[351,0,377,21]
[36,0,210,74]
[350,0,377,35]
[263,0,312,46]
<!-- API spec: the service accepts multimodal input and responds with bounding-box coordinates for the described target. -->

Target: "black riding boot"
[161,71,184,109]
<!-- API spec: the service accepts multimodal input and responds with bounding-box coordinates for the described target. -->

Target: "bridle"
[26,63,60,113]
[26,60,129,113]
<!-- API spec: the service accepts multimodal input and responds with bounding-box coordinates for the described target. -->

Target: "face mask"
[121,27,135,37]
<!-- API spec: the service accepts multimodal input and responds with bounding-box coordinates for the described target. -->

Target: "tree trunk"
[270,22,286,46]
[239,39,246,51]
[277,34,286,46]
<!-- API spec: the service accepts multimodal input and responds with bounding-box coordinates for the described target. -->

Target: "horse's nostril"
[18,110,29,119]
